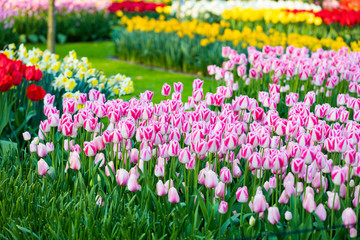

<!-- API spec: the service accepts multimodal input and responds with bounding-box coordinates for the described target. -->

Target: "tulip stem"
[294,175,298,227]
[218,215,222,240]
[330,185,339,239]
[346,166,351,206]
[243,161,249,187]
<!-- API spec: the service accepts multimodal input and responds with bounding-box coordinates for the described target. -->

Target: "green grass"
[26,41,214,103]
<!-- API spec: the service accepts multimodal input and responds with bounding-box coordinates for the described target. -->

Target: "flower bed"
[0,0,113,47]
[112,16,360,75]
[18,44,360,239]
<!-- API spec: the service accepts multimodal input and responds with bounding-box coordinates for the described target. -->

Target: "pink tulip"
[240,144,253,160]
[94,153,105,167]
[127,174,141,192]
[93,136,106,151]
[161,83,171,96]
[220,167,232,184]
[37,143,48,158]
[120,121,135,139]
[179,147,191,164]
[236,186,249,203]
[168,187,180,203]
[253,192,268,213]
[154,164,164,177]
[215,182,226,199]
[350,228,357,238]
[95,195,104,206]
[331,166,345,185]
[315,204,327,221]
[249,152,262,169]
[303,192,316,213]
[218,201,228,214]
[224,133,238,150]
[291,158,305,175]
[327,191,340,210]
[267,206,280,224]
[208,136,221,153]
[342,208,357,228]
[156,180,167,196]
[130,148,139,164]
[105,161,115,176]
[195,138,208,155]
[116,169,129,186]
[168,140,180,156]
[22,131,31,141]
[37,159,49,176]
[68,152,81,170]
[84,141,97,157]
[84,118,98,132]
[205,170,218,189]
[174,82,184,93]
[140,146,152,161]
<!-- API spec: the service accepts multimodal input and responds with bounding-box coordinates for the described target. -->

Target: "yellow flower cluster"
[222,7,323,26]
[2,44,135,97]
[120,16,360,52]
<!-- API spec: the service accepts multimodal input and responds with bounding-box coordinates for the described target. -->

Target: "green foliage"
[0,11,116,49]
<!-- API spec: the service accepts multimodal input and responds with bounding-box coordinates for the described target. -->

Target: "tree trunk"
[176,0,181,20]
[47,0,55,53]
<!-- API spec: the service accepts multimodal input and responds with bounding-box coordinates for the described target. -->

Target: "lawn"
[25,41,215,103]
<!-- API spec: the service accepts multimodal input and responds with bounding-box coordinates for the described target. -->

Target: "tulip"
[253,193,268,213]
[315,204,327,221]
[331,166,345,186]
[154,164,164,177]
[224,133,238,150]
[95,195,104,206]
[161,83,171,97]
[204,170,218,189]
[94,153,105,167]
[140,146,152,161]
[236,186,249,203]
[156,180,167,196]
[130,148,139,164]
[37,159,49,176]
[249,216,256,227]
[342,208,357,228]
[22,131,31,141]
[350,228,357,238]
[267,207,280,225]
[302,192,316,213]
[168,187,180,203]
[218,201,228,214]
[69,152,81,171]
[121,121,135,139]
[215,182,226,199]
[168,140,180,157]
[105,161,115,177]
[285,211,292,221]
[84,141,97,157]
[220,167,232,184]
[195,138,208,155]
[327,191,340,210]
[37,143,48,158]
[127,174,141,192]
[116,169,129,186]
[179,147,191,164]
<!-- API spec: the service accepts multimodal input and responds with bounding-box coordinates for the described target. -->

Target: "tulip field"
[1,0,360,239]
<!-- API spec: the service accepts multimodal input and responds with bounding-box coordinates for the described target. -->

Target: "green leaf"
[15,225,40,239]
[28,34,39,43]
[57,33,67,44]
